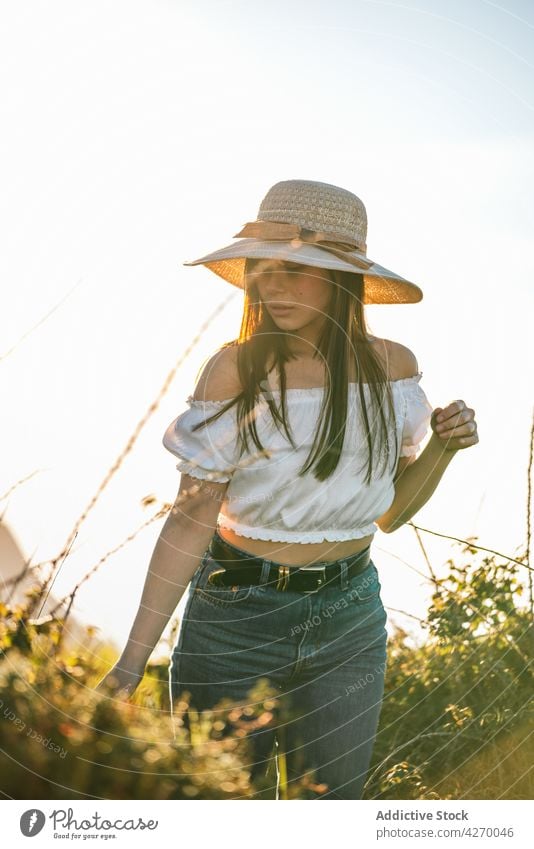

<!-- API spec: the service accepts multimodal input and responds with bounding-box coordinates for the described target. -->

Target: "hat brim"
[183,239,423,304]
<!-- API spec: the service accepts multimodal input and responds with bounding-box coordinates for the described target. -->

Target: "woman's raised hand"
[430,400,479,451]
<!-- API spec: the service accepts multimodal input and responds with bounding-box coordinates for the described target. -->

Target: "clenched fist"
[430,400,479,451]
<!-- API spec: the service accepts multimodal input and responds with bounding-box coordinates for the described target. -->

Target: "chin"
[273,319,303,332]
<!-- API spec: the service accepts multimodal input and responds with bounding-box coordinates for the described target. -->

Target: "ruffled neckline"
[186,372,423,406]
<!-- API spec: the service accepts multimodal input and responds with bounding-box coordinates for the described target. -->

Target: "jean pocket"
[194,553,256,608]
[345,561,381,603]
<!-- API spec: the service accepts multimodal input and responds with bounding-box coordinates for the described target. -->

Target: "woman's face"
[248,259,333,335]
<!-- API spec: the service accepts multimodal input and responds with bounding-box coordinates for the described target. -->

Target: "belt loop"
[259,559,271,587]
[339,559,349,590]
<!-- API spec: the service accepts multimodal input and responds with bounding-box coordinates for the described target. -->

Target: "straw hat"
[183,179,423,304]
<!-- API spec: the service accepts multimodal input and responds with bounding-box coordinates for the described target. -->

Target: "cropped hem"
[217,515,377,543]
[399,445,421,457]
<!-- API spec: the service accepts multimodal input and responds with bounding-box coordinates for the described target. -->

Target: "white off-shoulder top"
[162,373,433,544]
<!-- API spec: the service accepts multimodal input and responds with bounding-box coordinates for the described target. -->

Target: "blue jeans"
[168,530,388,800]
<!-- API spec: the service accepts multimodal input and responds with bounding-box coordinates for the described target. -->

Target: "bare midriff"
[216,525,375,567]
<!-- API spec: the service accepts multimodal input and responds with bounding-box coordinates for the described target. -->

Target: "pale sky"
[1,0,532,655]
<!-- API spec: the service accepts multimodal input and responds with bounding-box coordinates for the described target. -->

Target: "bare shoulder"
[369,336,419,381]
[191,343,243,402]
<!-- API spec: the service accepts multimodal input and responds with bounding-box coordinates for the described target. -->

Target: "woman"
[98,180,479,799]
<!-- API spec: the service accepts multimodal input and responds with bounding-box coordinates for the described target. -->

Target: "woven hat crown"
[255,179,368,252]
[182,177,424,304]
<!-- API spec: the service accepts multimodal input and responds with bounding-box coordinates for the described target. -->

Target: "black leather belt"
[207,533,372,593]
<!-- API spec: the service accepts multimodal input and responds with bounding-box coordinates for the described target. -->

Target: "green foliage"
[366,548,533,800]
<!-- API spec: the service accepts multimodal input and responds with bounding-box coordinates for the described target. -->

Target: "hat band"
[233,220,373,271]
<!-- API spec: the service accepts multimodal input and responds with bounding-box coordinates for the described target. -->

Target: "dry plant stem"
[412,524,439,588]
[526,413,533,615]
[38,296,235,606]
[119,493,218,670]
[407,525,530,569]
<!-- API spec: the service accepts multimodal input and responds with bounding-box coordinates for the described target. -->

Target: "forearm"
[120,509,216,668]
[379,434,456,533]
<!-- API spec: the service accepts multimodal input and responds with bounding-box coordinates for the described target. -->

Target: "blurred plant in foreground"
[0,596,307,799]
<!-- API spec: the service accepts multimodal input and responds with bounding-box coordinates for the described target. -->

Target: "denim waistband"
[211,528,372,571]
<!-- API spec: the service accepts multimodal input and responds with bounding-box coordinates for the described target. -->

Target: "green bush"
[366,548,533,799]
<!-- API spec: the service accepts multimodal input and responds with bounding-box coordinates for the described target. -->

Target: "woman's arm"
[96,474,228,694]
[377,398,479,533]
[376,433,455,533]
[97,348,243,696]
[124,477,227,665]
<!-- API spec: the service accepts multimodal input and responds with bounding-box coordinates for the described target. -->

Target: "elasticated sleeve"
[162,395,240,482]
[399,373,434,457]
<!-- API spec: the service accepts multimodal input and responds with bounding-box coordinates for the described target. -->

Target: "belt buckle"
[297,564,327,594]
[276,565,290,591]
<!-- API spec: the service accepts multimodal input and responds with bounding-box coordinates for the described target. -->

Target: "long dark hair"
[190,257,400,485]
